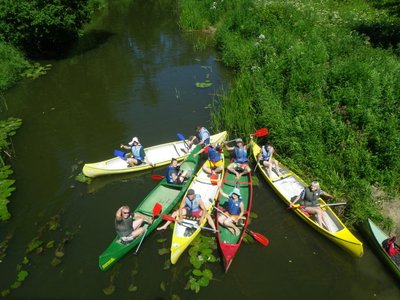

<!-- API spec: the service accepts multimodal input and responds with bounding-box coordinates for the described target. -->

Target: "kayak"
[252,142,363,257]
[170,148,226,264]
[98,144,201,271]
[216,164,252,272]
[83,131,227,178]
[361,219,400,281]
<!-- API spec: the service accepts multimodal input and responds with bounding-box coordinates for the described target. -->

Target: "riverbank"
[177,0,400,232]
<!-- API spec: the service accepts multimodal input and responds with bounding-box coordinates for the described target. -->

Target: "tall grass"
[179,0,400,229]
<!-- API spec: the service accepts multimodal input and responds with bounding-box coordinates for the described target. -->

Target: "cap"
[128,137,139,146]
[235,138,243,143]
[187,189,195,196]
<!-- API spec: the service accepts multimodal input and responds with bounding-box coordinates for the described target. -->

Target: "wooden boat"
[361,219,400,281]
[216,165,252,272]
[252,142,363,257]
[83,131,227,178]
[99,145,201,271]
[169,152,226,264]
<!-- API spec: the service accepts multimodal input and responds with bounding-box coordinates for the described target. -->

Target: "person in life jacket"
[157,189,216,231]
[120,137,153,167]
[382,236,399,257]
[115,205,152,243]
[225,136,253,180]
[193,142,224,175]
[165,158,190,184]
[217,183,245,236]
[290,181,334,228]
[188,126,211,148]
[257,140,281,177]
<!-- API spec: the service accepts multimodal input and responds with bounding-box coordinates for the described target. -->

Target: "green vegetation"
[178,0,400,229]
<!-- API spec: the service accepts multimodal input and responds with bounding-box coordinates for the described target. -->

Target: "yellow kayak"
[82,131,227,178]
[252,142,363,257]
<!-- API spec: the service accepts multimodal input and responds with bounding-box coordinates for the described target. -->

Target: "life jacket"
[131,145,143,160]
[197,127,210,144]
[234,146,248,163]
[165,165,178,183]
[261,145,274,161]
[227,197,242,215]
[185,194,201,213]
[115,216,133,237]
[207,146,222,162]
[382,237,399,256]
[302,187,321,207]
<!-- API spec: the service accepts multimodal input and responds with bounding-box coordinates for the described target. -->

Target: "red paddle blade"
[210,173,218,185]
[247,229,269,246]
[151,175,165,181]
[253,128,269,137]
[161,214,176,222]
[153,203,162,216]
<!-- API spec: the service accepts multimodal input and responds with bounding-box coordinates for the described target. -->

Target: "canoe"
[361,219,400,281]
[216,165,252,272]
[252,142,363,257]
[169,143,227,264]
[98,144,201,271]
[83,131,227,178]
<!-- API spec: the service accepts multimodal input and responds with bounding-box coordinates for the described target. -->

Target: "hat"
[229,188,241,197]
[128,137,140,146]
[187,189,195,196]
[235,138,243,143]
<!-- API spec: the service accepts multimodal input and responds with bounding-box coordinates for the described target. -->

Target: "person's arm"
[193,147,205,157]
[237,202,245,222]
[120,144,131,150]
[199,199,206,225]
[177,198,186,221]
[225,144,234,151]
[321,190,334,200]
[217,182,229,198]
[290,190,304,207]
[115,207,124,221]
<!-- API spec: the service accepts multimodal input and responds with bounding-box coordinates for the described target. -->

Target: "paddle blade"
[151,175,165,181]
[247,229,269,246]
[253,128,269,137]
[153,203,162,217]
[210,173,218,185]
[114,149,126,158]
[177,133,186,141]
[161,214,176,222]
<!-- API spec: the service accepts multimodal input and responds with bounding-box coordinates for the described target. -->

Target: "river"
[0,0,399,299]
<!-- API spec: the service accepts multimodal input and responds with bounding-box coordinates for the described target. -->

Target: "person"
[382,236,399,257]
[225,136,253,180]
[193,142,224,175]
[258,140,281,176]
[120,137,153,167]
[165,158,190,184]
[157,189,216,231]
[217,183,245,236]
[290,181,334,227]
[115,205,152,243]
[188,126,210,148]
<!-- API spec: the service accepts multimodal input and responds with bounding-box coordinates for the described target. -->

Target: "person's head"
[121,206,131,218]
[187,189,196,200]
[310,181,320,191]
[235,138,243,146]
[229,187,241,199]
[128,137,140,146]
[195,126,202,132]
[171,158,178,166]
[265,140,272,148]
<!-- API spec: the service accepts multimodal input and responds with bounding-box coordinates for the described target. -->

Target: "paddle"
[114,149,126,158]
[177,133,190,150]
[151,174,165,181]
[161,214,217,232]
[134,202,163,255]
[213,206,269,246]
[225,128,269,144]
[288,202,347,209]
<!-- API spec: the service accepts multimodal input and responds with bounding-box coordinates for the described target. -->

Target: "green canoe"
[99,144,201,271]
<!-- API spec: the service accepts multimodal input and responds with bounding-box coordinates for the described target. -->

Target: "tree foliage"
[0,0,90,57]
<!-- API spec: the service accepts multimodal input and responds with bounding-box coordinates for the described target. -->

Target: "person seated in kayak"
[257,140,281,177]
[217,183,245,236]
[157,189,216,232]
[165,158,190,184]
[115,205,152,243]
[290,181,334,227]
[120,137,153,167]
[382,236,399,257]
[225,136,253,180]
[188,126,210,148]
[193,142,224,176]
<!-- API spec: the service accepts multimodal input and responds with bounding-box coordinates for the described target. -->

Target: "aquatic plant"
[22,63,52,80]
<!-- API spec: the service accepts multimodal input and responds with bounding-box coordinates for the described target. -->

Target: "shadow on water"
[69,30,116,57]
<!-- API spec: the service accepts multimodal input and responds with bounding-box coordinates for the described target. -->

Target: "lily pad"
[17,270,28,281]
[46,241,55,248]
[55,249,65,258]
[160,281,166,292]
[51,257,62,267]
[156,238,167,243]
[10,281,21,289]
[103,284,115,295]
[198,277,209,287]
[128,284,138,292]
[158,248,169,256]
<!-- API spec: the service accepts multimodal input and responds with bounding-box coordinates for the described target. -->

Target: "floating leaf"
[0,289,10,297]
[198,277,209,287]
[171,294,181,300]
[163,260,171,270]
[160,281,166,292]
[130,270,138,277]
[249,212,258,219]
[192,269,202,277]
[26,238,43,253]
[128,284,138,292]
[195,82,213,88]
[158,248,169,256]
[35,247,43,254]
[17,270,28,281]
[10,281,21,289]
[22,257,29,265]
[55,249,64,258]
[51,257,62,267]
[202,269,213,280]
[103,284,115,295]
[156,238,167,243]
[46,241,55,248]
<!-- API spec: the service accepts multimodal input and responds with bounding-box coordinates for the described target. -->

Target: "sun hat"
[235,138,243,143]
[229,187,241,198]
[128,137,140,146]
[187,189,195,196]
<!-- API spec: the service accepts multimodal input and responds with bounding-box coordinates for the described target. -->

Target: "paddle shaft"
[134,203,162,255]
[290,202,347,209]
[161,214,216,232]
[134,226,148,255]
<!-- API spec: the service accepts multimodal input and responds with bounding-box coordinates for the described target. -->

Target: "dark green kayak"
[99,144,200,271]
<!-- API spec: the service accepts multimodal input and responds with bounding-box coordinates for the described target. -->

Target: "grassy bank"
[178,0,400,230]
